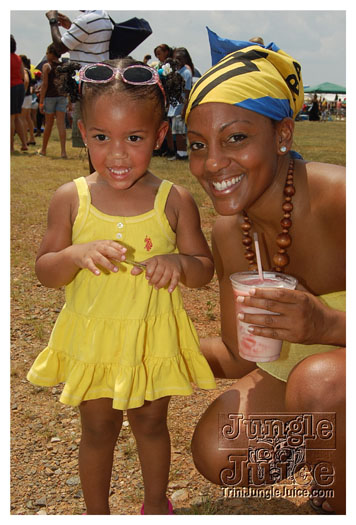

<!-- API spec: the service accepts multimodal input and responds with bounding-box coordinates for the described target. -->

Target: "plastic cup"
[230,271,298,362]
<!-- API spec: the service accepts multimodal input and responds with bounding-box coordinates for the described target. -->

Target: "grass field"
[10,118,346,251]
[10,118,346,386]
[10,120,346,515]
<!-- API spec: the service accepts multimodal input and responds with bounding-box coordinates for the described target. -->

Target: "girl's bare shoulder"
[165,183,200,219]
[51,180,78,202]
[48,181,79,224]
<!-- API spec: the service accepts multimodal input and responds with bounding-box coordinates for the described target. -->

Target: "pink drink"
[230,271,298,362]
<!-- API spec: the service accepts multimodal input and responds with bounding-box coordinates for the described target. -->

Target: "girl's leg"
[285,348,346,514]
[79,398,123,515]
[39,113,54,155]
[127,396,171,514]
[55,110,67,158]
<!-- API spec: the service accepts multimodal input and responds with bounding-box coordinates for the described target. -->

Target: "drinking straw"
[253,232,264,282]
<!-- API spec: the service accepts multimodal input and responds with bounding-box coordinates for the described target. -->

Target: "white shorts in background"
[22,94,32,110]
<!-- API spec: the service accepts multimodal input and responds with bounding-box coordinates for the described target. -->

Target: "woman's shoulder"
[300,160,345,227]
[42,63,51,77]
[303,160,345,204]
[303,159,345,180]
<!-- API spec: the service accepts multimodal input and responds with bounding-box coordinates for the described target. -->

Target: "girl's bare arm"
[36,183,127,288]
[169,185,214,288]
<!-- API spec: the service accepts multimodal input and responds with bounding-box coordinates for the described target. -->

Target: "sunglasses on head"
[78,63,166,105]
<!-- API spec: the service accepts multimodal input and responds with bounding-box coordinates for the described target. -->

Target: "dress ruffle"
[27,306,216,410]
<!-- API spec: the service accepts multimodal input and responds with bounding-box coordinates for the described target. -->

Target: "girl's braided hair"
[56,61,81,102]
[55,57,185,119]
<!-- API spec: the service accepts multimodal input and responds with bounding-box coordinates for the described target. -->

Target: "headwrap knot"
[186,28,304,122]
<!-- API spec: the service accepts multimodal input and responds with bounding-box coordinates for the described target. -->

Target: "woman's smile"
[210,173,245,193]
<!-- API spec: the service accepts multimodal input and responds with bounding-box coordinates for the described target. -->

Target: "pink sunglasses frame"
[78,63,166,106]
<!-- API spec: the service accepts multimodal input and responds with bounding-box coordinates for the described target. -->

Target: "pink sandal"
[140,499,174,515]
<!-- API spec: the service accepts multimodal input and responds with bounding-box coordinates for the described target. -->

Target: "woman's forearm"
[321,307,346,347]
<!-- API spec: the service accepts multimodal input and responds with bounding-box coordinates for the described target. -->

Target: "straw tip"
[253,232,258,241]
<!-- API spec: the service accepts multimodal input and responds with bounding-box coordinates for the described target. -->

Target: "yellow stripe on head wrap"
[186,31,303,123]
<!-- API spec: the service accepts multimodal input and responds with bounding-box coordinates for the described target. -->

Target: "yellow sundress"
[258,290,346,382]
[27,177,216,409]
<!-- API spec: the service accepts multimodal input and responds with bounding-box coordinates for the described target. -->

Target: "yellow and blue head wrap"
[186,28,304,122]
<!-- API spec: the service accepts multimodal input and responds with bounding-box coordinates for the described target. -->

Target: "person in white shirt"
[45,10,113,157]
[45,10,113,65]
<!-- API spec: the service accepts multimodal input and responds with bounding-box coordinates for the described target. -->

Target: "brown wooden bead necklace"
[241,159,295,273]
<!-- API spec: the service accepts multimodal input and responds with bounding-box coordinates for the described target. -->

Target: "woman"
[309,94,320,121]
[20,55,36,146]
[153,44,175,158]
[185,37,345,514]
[173,47,201,83]
[10,35,28,153]
[38,44,68,158]
[154,43,173,66]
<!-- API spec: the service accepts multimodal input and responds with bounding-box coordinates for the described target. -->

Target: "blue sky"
[9,2,347,87]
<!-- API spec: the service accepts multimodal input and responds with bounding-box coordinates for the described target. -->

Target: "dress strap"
[72,177,91,242]
[154,180,176,245]
[154,179,174,211]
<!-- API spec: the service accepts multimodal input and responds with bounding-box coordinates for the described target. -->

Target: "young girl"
[27,58,216,515]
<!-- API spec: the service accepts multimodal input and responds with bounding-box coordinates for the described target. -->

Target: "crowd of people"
[11,10,345,517]
[11,12,346,159]
[300,94,346,122]
[10,10,202,162]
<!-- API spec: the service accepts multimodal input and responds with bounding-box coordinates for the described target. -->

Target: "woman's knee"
[286,349,345,411]
[191,369,287,486]
[191,389,245,485]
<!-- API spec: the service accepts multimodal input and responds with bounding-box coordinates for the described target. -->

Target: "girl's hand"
[131,254,182,293]
[71,240,127,276]
[236,287,344,346]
